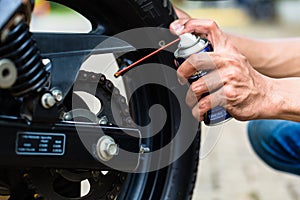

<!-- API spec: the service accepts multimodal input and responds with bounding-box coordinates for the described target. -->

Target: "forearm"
[228,34,300,78]
[268,77,300,121]
[230,35,300,121]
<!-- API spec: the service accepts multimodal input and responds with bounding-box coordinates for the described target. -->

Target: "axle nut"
[96,135,119,161]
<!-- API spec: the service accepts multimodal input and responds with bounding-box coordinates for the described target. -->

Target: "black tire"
[53,1,201,199]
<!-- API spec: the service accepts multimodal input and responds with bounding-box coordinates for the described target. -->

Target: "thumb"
[169,19,190,35]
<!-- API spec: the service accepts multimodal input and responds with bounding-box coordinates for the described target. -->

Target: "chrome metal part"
[41,89,63,109]
[51,89,63,102]
[140,145,151,154]
[63,108,99,123]
[99,116,109,125]
[0,59,17,89]
[96,135,119,161]
[41,93,56,109]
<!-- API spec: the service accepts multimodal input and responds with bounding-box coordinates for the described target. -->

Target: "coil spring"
[0,19,49,97]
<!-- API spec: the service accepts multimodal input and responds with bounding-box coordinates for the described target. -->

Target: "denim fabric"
[248,120,300,175]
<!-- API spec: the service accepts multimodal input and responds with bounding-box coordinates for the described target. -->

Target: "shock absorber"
[0,0,50,97]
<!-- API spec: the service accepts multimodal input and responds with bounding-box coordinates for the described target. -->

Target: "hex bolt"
[96,136,119,161]
[51,89,63,102]
[41,93,56,109]
[107,143,118,155]
[63,113,72,121]
[99,116,109,125]
[140,145,150,154]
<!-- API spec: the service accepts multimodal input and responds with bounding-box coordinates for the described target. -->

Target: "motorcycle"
[0,0,200,199]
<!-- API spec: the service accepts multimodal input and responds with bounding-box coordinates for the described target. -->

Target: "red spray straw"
[114,38,180,78]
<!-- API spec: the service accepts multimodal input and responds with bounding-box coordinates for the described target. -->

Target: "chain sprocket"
[25,70,132,200]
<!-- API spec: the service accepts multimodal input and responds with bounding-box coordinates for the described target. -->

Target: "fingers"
[185,69,225,108]
[177,52,215,84]
[170,18,217,35]
[177,52,227,85]
[179,53,240,122]
[170,18,258,123]
[183,52,248,108]
[169,18,190,35]
[177,59,197,85]
[170,18,221,44]
[191,88,226,122]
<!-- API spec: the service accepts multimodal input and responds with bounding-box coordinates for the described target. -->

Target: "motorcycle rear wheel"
[52,0,200,199]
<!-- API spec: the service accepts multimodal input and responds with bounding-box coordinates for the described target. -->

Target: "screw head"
[140,145,150,154]
[51,89,63,102]
[99,116,109,125]
[63,113,72,121]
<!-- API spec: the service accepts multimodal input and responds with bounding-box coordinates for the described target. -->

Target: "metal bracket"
[32,33,135,99]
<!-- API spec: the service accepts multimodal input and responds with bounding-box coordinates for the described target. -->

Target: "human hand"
[169,19,278,121]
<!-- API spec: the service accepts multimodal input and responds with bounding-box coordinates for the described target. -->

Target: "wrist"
[266,78,300,121]
[250,76,280,119]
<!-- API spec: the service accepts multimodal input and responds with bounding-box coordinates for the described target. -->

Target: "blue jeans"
[248,120,300,175]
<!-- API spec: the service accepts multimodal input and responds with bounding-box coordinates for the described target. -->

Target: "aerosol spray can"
[174,33,232,126]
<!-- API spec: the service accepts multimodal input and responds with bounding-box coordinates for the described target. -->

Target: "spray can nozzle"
[175,33,209,59]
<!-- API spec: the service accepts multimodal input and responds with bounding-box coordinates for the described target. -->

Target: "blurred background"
[170,1,300,200]
[26,0,300,200]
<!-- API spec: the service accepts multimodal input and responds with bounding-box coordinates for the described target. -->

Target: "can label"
[174,33,232,126]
